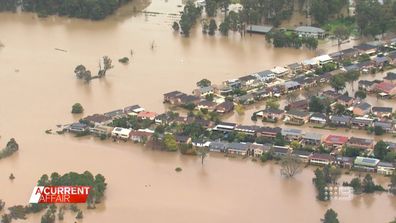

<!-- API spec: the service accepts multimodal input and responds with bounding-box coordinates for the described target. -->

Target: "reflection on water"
[0,1,395,223]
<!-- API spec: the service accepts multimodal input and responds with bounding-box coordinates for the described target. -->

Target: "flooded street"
[0,0,395,222]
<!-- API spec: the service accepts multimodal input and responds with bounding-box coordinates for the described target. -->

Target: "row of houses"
[200,140,395,175]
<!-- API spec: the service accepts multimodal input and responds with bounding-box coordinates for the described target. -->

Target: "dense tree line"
[0,0,130,20]
[265,30,318,49]
[177,1,202,36]
[355,0,396,37]
[240,0,294,26]
[309,0,348,24]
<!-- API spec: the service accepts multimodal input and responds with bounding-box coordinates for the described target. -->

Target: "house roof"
[310,112,327,120]
[378,161,395,168]
[286,109,310,117]
[292,150,312,156]
[348,137,373,146]
[374,56,388,64]
[259,126,282,134]
[310,153,334,161]
[239,75,257,82]
[271,66,289,74]
[227,142,250,151]
[288,63,302,69]
[164,90,184,98]
[216,101,234,111]
[355,102,371,110]
[376,81,396,93]
[247,25,273,33]
[372,106,393,113]
[209,141,228,149]
[354,43,377,51]
[104,109,124,118]
[354,156,380,167]
[384,72,396,81]
[373,121,393,129]
[285,81,301,89]
[351,117,373,125]
[358,80,374,86]
[338,95,353,103]
[175,135,191,143]
[303,132,323,141]
[112,127,131,135]
[180,95,200,104]
[324,135,349,144]
[198,100,217,107]
[281,128,303,136]
[70,122,88,129]
[330,115,352,123]
[84,114,112,123]
[124,105,144,113]
[262,107,284,115]
[295,26,325,34]
[137,111,157,118]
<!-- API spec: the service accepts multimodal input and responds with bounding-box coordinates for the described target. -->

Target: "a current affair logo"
[29,186,91,203]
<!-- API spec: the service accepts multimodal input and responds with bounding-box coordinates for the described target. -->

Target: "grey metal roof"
[295,26,325,34]
[303,132,323,141]
[247,25,273,34]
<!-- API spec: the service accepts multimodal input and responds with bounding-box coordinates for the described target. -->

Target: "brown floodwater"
[0,1,395,222]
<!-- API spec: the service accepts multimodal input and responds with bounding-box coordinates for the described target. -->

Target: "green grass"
[322,17,359,36]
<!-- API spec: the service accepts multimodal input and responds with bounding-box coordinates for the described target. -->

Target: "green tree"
[205,0,217,17]
[266,98,280,109]
[172,21,179,31]
[374,126,385,136]
[323,209,340,223]
[208,19,217,36]
[196,147,209,165]
[71,103,84,114]
[362,174,376,193]
[163,134,178,151]
[354,90,367,99]
[274,133,286,146]
[349,177,362,193]
[196,78,211,87]
[219,20,230,36]
[309,96,325,112]
[334,25,350,45]
[333,103,346,115]
[330,75,346,93]
[374,140,388,159]
[313,168,328,201]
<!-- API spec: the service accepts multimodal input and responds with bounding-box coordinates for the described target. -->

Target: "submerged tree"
[71,103,84,114]
[98,56,113,78]
[323,209,340,223]
[74,65,91,81]
[196,147,209,165]
[280,153,303,178]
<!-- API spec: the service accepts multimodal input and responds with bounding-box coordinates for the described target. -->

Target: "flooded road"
[0,1,395,222]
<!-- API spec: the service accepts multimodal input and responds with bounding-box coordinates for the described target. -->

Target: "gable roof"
[295,26,325,34]
[372,106,393,113]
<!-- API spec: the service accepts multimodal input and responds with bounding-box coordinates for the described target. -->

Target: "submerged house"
[346,137,374,151]
[353,156,380,172]
[309,153,335,165]
[215,101,234,114]
[111,127,132,140]
[324,135,349,148]
[284,109,310,124]
[294,26,325,38]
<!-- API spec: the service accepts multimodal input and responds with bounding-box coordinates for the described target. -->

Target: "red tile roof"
[324,135,349,144]
[376,82,396,93]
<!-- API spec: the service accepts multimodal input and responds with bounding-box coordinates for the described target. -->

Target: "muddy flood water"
[0,0,395,222]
